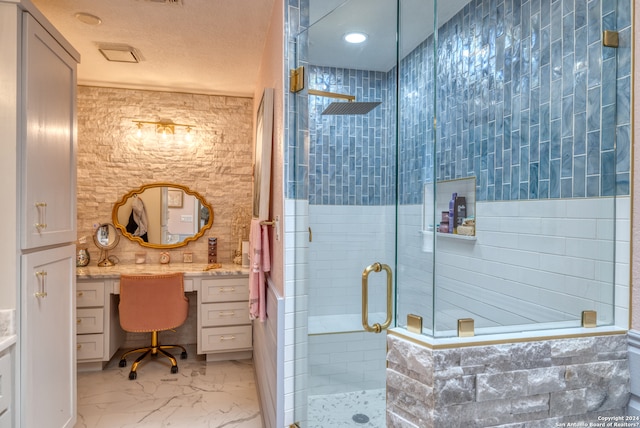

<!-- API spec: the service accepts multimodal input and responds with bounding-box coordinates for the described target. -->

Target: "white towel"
[249,218,271,321]
[132,196,148,237]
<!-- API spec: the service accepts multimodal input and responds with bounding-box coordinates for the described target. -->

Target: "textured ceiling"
[30,0,467,97]
[31,0,276,97]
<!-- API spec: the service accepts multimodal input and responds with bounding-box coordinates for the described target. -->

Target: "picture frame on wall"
[167,189,183,208]
[253,87,274,219]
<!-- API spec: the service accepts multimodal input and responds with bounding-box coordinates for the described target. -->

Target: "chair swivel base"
[118,332,187,380]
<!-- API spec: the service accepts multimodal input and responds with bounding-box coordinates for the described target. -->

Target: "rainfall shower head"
[321,101,381,115]
[309,89,382,115]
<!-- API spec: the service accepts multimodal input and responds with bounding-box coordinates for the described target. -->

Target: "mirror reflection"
[94,223,119,249]
[112,183,213,249]
[93,223,120,267]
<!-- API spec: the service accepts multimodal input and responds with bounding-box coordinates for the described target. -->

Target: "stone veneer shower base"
[386,333,629,427]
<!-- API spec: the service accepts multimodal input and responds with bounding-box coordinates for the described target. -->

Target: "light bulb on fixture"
[132,120,195,141]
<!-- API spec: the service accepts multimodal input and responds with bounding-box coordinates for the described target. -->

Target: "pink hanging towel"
[249,218,271,321]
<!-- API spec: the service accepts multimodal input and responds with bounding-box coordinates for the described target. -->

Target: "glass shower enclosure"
[290,0,629,426]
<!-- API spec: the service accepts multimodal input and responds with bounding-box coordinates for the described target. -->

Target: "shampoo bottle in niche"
[455,196,466,229]
[448,192,457,233]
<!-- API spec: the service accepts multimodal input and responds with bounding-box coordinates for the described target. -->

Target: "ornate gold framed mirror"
[112,182,213,249]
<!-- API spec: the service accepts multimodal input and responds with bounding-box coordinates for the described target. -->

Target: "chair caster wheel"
[129,371,137,380]
[180,351,187,360]
[119,359,127,367]
[171,366,178,374]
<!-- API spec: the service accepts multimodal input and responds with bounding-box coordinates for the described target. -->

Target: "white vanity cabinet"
[21,11,77,250]
[198,276,252,361]
[0,2,79,427]
[76,278,124,371]
[76,281,106,361]
[76,268,252,367]
[21,246,76,428]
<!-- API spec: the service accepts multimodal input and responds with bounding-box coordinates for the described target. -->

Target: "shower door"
[297,0,400,423]
[290,0,439,426]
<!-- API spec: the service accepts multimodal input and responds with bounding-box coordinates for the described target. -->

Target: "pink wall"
[253,0,285,297]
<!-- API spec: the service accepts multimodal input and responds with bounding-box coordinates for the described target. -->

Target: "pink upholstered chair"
[118,272,189,380]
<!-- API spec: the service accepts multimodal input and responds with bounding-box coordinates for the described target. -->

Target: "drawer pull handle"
[77,344,82,350]
[218,311,236,317]
[34,271,48,298]
[218,287,236,293]
[35,202,47,231]
[77,291,84,297]
[77,319,82,324]
[219,335,236,341]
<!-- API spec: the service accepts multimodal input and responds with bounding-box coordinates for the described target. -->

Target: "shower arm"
[308,89,355,102]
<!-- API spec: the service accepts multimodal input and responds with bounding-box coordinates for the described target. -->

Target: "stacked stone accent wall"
[76,86,253,266]
[387,334,630,427]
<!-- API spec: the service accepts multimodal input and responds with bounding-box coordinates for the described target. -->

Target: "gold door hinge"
[407,314,423,334]
[603,30,619,48]
[290,66,305,93]
[458,318,475,337]
[582,310,597,328]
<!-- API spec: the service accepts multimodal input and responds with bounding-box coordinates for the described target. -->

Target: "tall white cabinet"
[0,2,79,427]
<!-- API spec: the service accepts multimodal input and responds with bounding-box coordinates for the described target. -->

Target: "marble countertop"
[0,335,16,354]
[76,263,250,279]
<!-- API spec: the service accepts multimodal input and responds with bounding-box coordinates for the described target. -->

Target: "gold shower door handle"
[361,262,392,333]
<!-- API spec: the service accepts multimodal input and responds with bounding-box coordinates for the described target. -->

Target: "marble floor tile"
[75,345,262,428]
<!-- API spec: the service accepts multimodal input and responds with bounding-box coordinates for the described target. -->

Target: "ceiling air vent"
[98,44,143,63]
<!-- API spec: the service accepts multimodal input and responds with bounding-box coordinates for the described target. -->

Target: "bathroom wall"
[76,86,254,265]
[252,0,287,426]
[305,0,631,332]
[402,0,631,202]
[308,65,393,206]
[397,196,629,335]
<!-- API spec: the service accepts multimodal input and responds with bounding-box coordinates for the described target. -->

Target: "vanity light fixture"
[344,32,367,44]
[132,120,196,140]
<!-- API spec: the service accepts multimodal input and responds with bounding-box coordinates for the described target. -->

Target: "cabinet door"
[21,13,77,249]
[22,245,76,428]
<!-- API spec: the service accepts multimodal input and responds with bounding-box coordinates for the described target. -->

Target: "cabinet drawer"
[76,308,104,334]
[201,302,250,327]
[200,325,252,353]
[201,277,248,303]
[76,282,105,307]
[114,278,194,294]
[77,334,104,360]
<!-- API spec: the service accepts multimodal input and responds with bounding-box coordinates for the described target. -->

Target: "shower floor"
[307,388,386,428]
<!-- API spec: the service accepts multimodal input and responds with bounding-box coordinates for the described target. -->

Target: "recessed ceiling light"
[344,32,368,44]
[74,12,102,26]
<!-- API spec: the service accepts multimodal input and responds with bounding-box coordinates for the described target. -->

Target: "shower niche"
[423,177,476,246]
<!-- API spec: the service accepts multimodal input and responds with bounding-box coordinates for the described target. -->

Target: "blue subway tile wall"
[308,65,394,205]
[296,0,631,204]
[426,0,631,202]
